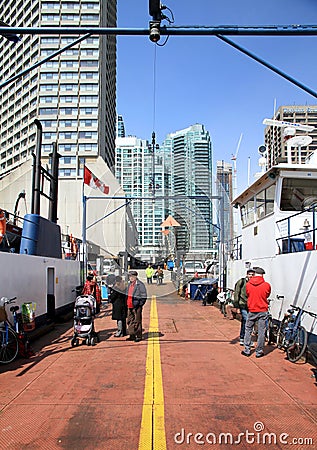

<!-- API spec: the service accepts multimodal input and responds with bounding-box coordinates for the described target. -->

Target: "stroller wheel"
[91,337,96,346]
[86,338,91,346]
[71,337,79,347]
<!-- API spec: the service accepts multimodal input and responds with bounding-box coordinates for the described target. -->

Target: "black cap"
[128,270,138,276]
[253,266,265,275]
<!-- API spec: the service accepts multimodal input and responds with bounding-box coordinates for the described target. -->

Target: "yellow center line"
[138,295,166,450]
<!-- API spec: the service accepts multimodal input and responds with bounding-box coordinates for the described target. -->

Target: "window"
[280,178,317,211]
[255,184,275,219]
[79,131,97,139]
[60,107,77,115]
[241,198,255,227]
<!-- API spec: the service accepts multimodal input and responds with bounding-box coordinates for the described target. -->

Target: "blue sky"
[117,0,317,192]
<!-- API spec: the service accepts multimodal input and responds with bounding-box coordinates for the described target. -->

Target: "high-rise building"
[115,136,170,263]
[216,160,233,245]
[162,124,213,254]
[0,0,117,177]
[116,115,125,138]
[264,105,317,167]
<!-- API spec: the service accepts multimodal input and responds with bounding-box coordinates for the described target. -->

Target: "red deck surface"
[0,276,316,449]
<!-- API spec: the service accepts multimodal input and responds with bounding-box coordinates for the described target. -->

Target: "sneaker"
[239,339,244,346]
[250,342,255,348]
[256,352,264,358]
[241,350,251,357]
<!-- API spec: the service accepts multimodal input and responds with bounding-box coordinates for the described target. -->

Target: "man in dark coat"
[109,276,127,337]
[126,270,147,342]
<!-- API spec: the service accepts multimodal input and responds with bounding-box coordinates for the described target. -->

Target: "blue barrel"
[20,214,62,258]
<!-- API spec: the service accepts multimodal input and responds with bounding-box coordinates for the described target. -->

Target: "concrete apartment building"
[0,0,117,177]
[264,105,317,166]
[0,1,134,260]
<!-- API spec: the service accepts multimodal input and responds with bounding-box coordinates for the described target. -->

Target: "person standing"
[155,266,164,285]
[82,274,101,314]
[233,269,255,345]
[241,267,271,358]
[109,275,127,337]
[126,270,147,342]
[145,264,154,284]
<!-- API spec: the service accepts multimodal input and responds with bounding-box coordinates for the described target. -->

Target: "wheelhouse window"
[280,178,317,211]
[240,184,275,227]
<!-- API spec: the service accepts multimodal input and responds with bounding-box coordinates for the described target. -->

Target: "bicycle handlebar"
[0,297,17,306]
[290,304,317,318]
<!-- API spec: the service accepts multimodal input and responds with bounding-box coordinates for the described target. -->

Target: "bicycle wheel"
[266,316,275,345]
[286,325,308,363]
[0,328,19,364]
[276,319,288,349]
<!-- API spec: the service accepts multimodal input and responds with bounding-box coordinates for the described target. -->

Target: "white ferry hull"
[227,250,317,337]
[0,251,80,325]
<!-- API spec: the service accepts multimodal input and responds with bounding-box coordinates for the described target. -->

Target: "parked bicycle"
[0,297,31,364]
[266,299,279,345]
[276,304,317,363]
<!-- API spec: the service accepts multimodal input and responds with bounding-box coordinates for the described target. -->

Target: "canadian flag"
[84,166,109,195]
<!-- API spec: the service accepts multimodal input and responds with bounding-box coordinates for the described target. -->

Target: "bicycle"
[0,297,31,364]
[266,299,279,345]
[276,304,317,363]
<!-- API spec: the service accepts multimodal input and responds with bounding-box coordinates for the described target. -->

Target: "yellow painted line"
[138,295,166,450]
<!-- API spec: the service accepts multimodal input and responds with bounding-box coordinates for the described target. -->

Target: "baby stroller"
[71,295,100,347]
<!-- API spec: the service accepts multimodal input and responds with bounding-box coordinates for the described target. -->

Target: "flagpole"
[82,172,87,284]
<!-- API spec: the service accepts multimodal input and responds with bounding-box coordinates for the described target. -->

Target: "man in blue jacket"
[126,270,147,342]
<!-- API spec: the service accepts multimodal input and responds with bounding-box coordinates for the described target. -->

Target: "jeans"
[240,308,248,340]
[244,311,268,355]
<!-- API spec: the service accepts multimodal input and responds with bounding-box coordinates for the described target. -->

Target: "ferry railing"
[227,234,242,260]
[275,205,317,254]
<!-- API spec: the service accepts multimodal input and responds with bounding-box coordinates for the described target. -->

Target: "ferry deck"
[0,275,316,450]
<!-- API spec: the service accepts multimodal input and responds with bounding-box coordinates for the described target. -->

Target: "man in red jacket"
[241,266,271,358]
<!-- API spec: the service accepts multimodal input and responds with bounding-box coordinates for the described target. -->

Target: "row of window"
[43,131,97,139]
[42,143,98,153]
[39,107,98,115]
[41,72,98,80]
[41,14,99,21]
[39,96,98,104]
[40,84,98,92]
[41,119,98,127]
[240,184,275,227]
[40,49,99,57]
[43,3,99,10]
[44,60,98,68]
[41,37,99,45]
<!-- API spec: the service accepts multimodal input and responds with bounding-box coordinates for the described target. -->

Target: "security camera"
[149,21,160,42]
[258,145,266,155]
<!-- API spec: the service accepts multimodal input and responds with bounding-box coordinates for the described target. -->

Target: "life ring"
[0,209,6,244]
